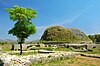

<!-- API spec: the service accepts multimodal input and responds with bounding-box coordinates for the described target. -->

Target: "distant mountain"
[0,39,3,42]
[0,39,17,44]
[3,39,16,42]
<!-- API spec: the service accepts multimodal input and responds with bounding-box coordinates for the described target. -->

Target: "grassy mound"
[41,26,91,43]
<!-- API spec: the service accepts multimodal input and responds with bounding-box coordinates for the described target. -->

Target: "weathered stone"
[0,51,81,66]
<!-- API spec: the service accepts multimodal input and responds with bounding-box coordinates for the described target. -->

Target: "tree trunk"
[18,38,24,55]
[20,43,22,55]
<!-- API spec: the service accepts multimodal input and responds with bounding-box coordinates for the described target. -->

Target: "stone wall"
[11,44,46,51]
[0,51,80,66]
[65,44,96,49]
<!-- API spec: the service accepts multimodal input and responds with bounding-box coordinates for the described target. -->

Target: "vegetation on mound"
[41,26,91,43]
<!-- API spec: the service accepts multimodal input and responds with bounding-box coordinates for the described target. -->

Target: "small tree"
[6,5,37,55]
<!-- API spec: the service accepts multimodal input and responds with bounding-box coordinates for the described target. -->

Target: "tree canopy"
[8,21,36,39]
[6,6,37,22]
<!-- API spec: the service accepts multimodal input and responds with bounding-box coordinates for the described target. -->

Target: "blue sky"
[0,0,100,41]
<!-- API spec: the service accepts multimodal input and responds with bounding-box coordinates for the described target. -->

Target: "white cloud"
[36,26,47,30]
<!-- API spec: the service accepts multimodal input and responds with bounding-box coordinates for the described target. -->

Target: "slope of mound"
[70,28,91,41]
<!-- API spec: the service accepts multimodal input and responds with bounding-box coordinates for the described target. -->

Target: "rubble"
[0,51,80,66]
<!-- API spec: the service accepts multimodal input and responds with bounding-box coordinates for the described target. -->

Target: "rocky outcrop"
[70,28,92,41]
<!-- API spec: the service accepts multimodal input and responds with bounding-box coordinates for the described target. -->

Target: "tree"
[6,5,37,55]
[95,34,100,43]
[88,34,100,44]
[88,35,95,43]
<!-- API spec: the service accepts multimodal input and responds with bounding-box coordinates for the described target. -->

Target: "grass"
[30,55,100,66]
[30,56,75,66]
[84,48,100,55]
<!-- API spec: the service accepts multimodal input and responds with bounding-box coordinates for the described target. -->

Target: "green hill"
[40,26,92,43]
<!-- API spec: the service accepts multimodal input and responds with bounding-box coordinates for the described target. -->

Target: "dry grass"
[32,55,100,66]
[1,44,12,51]
[65,55,100,66]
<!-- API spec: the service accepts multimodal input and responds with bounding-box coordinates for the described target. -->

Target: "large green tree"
[6,5,37,55]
